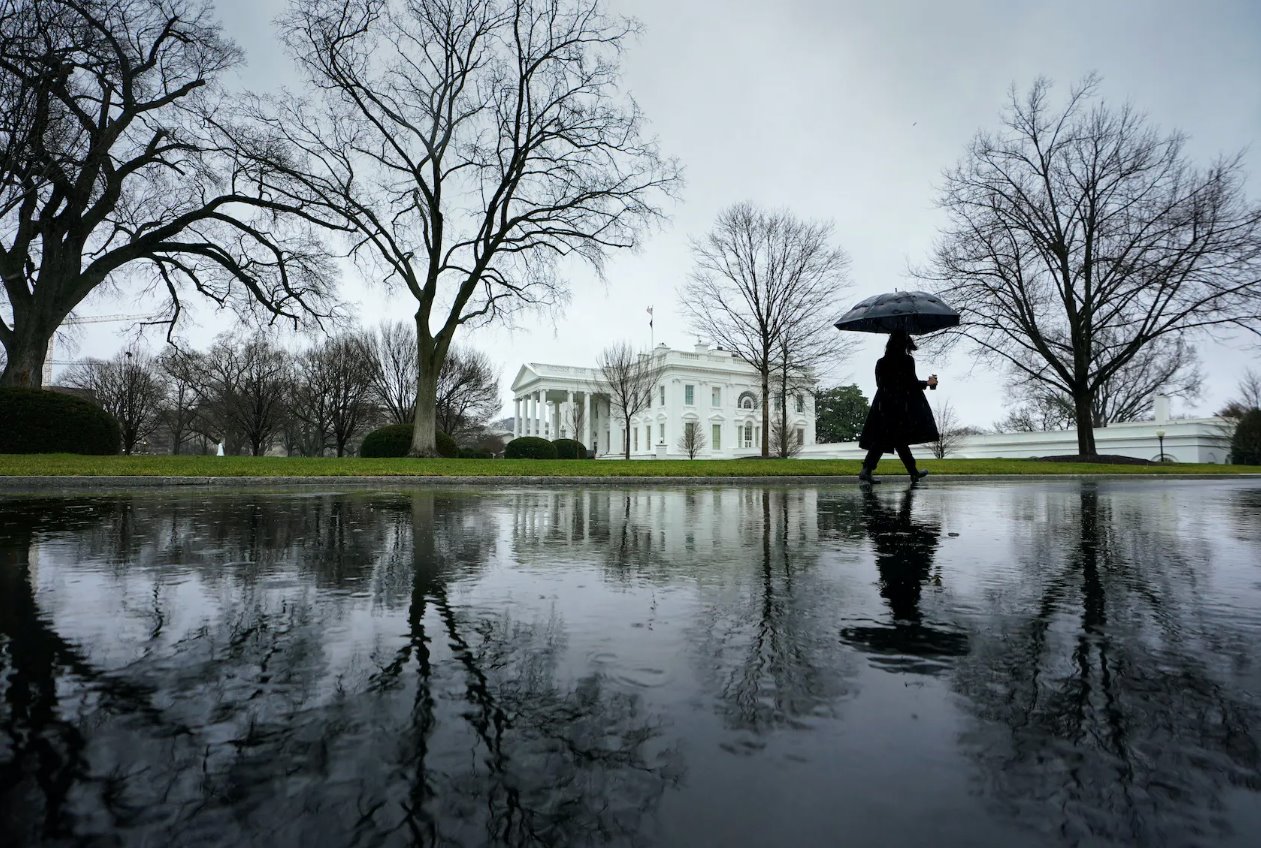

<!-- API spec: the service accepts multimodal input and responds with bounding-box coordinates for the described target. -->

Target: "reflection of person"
[840,485,967,673]
[861,485,940,623]
[857,330,939,484]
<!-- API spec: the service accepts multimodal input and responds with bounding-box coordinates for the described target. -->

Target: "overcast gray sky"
[65,0,1261,428]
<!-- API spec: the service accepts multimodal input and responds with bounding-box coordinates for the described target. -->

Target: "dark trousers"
[863,446,918,475]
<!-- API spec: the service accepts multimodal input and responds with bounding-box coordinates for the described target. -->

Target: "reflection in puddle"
[1,481,1259,846]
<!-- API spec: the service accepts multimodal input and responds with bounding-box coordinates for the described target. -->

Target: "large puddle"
[2,480,1260,846]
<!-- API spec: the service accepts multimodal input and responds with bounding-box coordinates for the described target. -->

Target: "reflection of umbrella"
[834,291,960,335]
[840,623,970,676]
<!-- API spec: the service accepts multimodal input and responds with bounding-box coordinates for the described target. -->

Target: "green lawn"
[0,454,1258,478]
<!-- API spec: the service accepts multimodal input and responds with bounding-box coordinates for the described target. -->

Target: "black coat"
[858,352,939,451]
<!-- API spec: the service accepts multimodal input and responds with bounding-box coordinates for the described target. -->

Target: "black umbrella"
[834,291,960,335]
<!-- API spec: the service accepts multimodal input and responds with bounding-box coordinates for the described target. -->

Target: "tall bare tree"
[435,346,500,441]
[680,203,852,457]
[366,321,418,425]
[596,343,662,460]
[921,76,1261,457]
[245,0,680,455]
[193,332,292,456]
[289,334,380,456]
[0,0,335,388]
[156,349,202,453]
[63,348,168,453]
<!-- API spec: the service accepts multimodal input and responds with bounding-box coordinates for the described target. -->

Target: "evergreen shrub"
[505,436,557,459]
[0,388,121,455]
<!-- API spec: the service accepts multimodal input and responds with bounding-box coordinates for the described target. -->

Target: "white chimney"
[1153,394,1171,423]
[694,342,709,353]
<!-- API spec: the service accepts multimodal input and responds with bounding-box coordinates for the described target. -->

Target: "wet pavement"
[1,480,1259,847]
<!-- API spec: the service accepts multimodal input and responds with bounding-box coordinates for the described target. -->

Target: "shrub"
[0,388,121,455]
[458,447,495,459]
[505,436,557,459]
[360,424,458,458]
[552,438,587,459]
[1232,409,1261,465]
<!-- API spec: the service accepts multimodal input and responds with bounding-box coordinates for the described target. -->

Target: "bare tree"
[564,399,586,445]
[1217,368,1261,419]
[596,343,662,460]
[289,334,379,456]
[930,399,966,459]
[680,203,852,457]
[156,350,204,454]
[921,76,1261,457]
[244,0,680,455]
[435,346,500,442]
[769,418,803,458]
[366,321,418,425]
[63,348,168,454]
[677,420,706,459]
[193,333,292,456]
[0,0,336,388]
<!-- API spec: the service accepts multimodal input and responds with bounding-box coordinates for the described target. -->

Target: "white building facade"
[510,343,816,458]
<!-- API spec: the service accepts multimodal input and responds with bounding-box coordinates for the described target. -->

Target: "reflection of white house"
[510,343,816,458]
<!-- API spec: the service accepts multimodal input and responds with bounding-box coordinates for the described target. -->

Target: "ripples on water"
[1,481,1260,847]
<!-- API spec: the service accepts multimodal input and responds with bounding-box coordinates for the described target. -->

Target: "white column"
[566,390,574,439]
[513,398,521,437]
[527,394,535,435]
[583,393,592,451]
[536,390,545,436]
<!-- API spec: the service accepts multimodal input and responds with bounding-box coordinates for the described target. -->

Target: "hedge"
[360,424,458,458]
[552,438,587,459]
[458,447,496,459]
[1232,409,1261,465]
[0,388,121,455]
[504,436,557,459]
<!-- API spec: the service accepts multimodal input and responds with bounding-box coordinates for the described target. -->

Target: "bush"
[552,438,587,459]
[505,436,557,460]
[360,424,458,458]
[1232,409,1261,465]
[0,388,121,455]
[458,447,495,459]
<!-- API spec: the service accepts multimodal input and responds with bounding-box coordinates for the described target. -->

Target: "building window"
[634,428,639,451]
[742,423,754,448]
[645,425,651,449]
[796,393,804,413]
[659,422,665,443]
[659,385,665,406]
[712,423,722,450]
[796,427,805,447]
[712,386,721,407]
[738,392,756,410]
[685,384,694,405]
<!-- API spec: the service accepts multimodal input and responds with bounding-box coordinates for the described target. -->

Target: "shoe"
[858,469,881,485]
[910,470,929,482]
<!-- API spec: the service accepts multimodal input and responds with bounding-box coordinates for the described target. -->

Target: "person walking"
[857,330,939,484]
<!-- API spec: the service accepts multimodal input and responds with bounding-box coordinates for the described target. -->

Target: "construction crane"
[44,312,166,384]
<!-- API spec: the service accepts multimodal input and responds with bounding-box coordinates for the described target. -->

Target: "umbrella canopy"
[834,291,960,335]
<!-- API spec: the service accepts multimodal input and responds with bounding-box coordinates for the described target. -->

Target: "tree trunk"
[1074,392,1097,457]
[623,421,631,460]
[409,334,441,457]
[0,322,51,388]
[760,367,770,458]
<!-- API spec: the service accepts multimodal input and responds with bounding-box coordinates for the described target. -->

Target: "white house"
[510,343,817,458]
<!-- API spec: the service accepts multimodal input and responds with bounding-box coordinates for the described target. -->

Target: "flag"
[647,306,653,329]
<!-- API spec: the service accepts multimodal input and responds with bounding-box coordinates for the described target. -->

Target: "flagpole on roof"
[647,305,654,350]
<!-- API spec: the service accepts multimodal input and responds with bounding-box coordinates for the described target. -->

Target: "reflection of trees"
[0,491,678,846]
[955,484,1261,845]
[839,486,968,675]
[693,489,853,734]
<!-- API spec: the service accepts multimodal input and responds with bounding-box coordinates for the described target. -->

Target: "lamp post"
[1155,428,1167,462]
